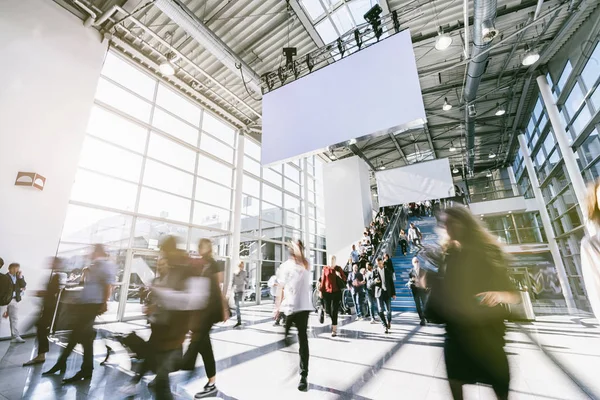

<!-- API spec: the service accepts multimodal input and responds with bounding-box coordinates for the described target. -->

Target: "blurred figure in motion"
[437,207,520,400]
[44,244,116,383]
[319,256,346,337]
[581,179,600,321]
[408,257,429,326]
[365,262,379,324]
[275,240,312,392]
[183,238,228,399]
[347,264,366,320]
[23,257,63,366]
[231,261,248,328]
[408,223,424,253]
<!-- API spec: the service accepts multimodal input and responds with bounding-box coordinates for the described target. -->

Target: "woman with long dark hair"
[437,206,520,400]
[319,256,346,337]
[275,240,312,391]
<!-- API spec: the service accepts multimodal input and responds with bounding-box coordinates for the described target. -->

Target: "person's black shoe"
[385,328,390,334]
[62,370,92,384]
[273,320,280,326]
[233,322,242,328]
[100,345,113,365]
[42,363,66,375]
[298,376,308,392]
[420,319,427,326]
[194,382,217,398]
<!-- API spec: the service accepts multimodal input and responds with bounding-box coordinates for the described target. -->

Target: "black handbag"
[423,271,446,324]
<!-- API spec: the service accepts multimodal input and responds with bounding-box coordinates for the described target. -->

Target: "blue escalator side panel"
[390,216,439,312]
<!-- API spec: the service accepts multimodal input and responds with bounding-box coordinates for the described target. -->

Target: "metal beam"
[424,124,437,159]
[288,0,326,48]
[349,144,377,170]
[388,134,409,163]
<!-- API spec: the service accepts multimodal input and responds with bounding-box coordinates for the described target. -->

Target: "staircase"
[391,216,439,312]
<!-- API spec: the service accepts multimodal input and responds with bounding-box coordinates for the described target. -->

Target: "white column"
[302,158,312,265]
[507,166,520,196]
[518,134,576,311]
[229,130,245,295]
[536,75,588,208]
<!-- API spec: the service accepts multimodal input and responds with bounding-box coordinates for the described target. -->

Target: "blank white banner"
[261,29,426,165]
[375,159,456,206]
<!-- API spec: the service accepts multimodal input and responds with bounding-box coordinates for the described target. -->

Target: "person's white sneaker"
[11,336,25,344]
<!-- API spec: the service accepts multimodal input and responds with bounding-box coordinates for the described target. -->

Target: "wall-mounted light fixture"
[15,172,46,191]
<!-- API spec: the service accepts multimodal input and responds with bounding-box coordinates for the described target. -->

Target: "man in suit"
[2,263,27,343]
[408,257,429,326]
[372,258,396,334]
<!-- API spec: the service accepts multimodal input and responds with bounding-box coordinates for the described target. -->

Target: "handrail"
[371,206,407,263]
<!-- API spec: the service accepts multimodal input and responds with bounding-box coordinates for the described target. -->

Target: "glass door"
[118,250,159,321]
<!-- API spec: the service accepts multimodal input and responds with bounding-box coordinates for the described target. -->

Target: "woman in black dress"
[438,207,520,400]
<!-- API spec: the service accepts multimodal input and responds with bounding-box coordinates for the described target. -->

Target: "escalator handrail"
[371,206,407,264]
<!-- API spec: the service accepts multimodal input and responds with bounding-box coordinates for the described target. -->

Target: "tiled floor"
[0,305,598,399]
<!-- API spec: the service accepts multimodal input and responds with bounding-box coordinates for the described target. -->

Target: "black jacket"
[371,267,396,298]
[6,273,27,302]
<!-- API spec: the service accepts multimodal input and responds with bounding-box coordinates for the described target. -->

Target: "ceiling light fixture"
[348,138,357,145]
[443,97,453,111]
[452,166,459,174]
[159,51,177,76]
[488,152,496,159]
[486,170,492,177]
[495,103,506,116]
[481,20,499,43]
[435,28,452,51]
[449,141,456,152]
[522,45,540,66]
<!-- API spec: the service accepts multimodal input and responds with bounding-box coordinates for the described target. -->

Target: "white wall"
[323,157,373,266]
[0,0,107,337]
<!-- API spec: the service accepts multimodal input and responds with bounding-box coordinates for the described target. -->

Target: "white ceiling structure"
[55,0,597,177]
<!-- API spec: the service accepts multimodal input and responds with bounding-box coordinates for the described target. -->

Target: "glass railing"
[468,179,523,203]
[488,227,547,245]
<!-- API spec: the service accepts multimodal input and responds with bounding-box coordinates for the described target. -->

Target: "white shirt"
[278,259,313,315]
[378,266,387,291]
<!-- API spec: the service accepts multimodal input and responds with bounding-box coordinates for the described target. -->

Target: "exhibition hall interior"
[1,0,600,399]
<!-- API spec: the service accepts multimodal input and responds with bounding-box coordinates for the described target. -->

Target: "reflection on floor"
[0,305,599,399]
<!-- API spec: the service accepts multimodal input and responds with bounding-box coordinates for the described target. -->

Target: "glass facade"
[514,41,600,308]
[481,212,546,245]
[57,52,327,320]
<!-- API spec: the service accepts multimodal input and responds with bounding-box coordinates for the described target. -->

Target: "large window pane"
[101,53,156,100]
[243,175,260,197]
[331,6,353,35]
[71,169,138,211]
[242,195,260,217]
[147,132,196,172]
[244,156,261,176]
[285,211,302,229]
[143,160,194,198]
[316,18,338,44]
[284,194,301,213]
[202,112,235,146]
[193,202,230,230]
[263,168,282,186]
[284,178,300,196]
[195,178,232,208]
[133,218,188,250]
[591,85,600,111]
[201,134,234,163]
[564,84,585,118]
[86,106,148,153]
[156,84,201,125]
[570,106,591,137]
[197,155,232,185]
[138,187,191,222]
[301,0,324,20]
[557,60,572,94]
[244,137,261,160]
[262,184,283,207]
[579,129,600,165]
[152,108,199,146]
[580,43,600,91]
[79,136,143,182]
[261,202,283,224]
[95,78,152,122]
[61,204,133,246]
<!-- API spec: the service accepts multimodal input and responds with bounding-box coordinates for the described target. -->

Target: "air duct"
[464,0,498,172]
[154,0,262,95]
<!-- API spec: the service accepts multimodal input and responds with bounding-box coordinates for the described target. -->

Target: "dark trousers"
[155,348,181,400]
[323,291,342,325]
[57,303,100,373]
[234,292,243,323]
[36,318,51,354]
[399,240,408,254]
[284,311,310,378]
[182,321,216,379]
[377,293,392,328]
[411,286,428,321]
